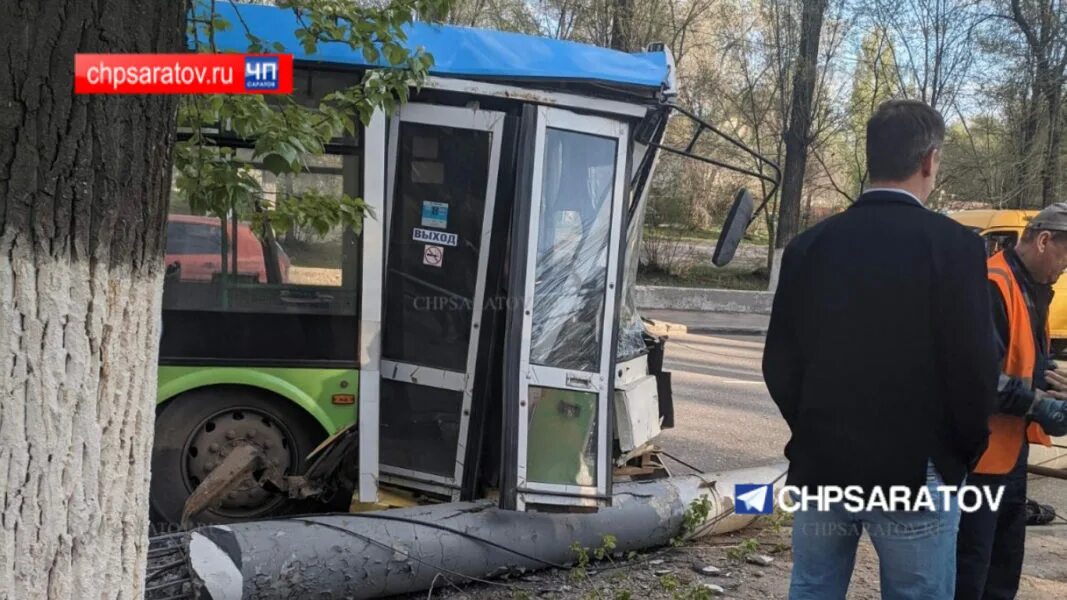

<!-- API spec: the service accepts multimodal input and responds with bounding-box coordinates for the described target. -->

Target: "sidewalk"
[643,309,769,336]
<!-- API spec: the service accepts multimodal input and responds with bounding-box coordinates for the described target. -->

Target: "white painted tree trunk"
[0,247,163,599]
[0,1,183,597]
[768,248,785,291]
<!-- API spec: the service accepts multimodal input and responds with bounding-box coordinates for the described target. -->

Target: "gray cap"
[1030,202,1067,232]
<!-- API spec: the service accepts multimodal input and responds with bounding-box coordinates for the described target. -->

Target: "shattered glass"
[616,186,648,360]
[529,128,617,372]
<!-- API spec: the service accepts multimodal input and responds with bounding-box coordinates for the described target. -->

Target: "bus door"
[378,103,505,499]
[502,106,629,511]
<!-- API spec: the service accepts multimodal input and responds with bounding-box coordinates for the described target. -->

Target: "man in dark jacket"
[763,100,998,599]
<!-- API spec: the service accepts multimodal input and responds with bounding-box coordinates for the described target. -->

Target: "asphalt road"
[654,331,790,473]
[653,330,1067,592]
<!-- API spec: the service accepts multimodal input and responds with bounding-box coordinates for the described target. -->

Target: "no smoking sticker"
[423,244,444,268]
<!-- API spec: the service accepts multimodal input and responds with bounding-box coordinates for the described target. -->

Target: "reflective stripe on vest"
[975,251,1051,475]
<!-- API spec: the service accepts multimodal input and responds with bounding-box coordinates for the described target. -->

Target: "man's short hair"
[866,100,946,182]
[1021,227,1067,245]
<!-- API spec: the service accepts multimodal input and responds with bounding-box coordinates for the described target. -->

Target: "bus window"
[164,150,359,308]
[258,153,355,290]
[166,220,222,256]
[161,145,362,366]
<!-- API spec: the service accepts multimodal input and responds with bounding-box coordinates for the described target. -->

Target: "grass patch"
[644,226,771,246]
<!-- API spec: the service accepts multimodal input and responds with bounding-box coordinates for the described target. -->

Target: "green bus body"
[156,366,359,436]
[157,366,582,486]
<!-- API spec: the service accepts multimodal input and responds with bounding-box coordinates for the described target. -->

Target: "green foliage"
[673,584,715,600]
[671,494,713,546]
[594,534,617,560]
[836,27,899,194]
[725,537,760,561]
[937,115,1016,206]
[570,540,591,580]
[848,28,897,133]
[765,505,794,535]
[177,0,448,258]
[569,534,618,582]
[658,573,680,592]
[252,190,374,237]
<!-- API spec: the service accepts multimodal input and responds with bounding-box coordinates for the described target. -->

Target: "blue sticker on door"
[421,201,449,229]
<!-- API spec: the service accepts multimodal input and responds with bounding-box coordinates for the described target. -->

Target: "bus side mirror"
[712,189,754,267]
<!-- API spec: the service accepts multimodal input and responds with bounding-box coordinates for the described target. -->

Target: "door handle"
[566,373,594,389]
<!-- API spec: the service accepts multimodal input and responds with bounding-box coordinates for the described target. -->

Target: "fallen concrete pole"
[182,462,787,599]
[1028,464,1067,480]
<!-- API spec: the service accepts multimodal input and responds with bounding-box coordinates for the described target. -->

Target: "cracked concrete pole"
[175,463,787,599]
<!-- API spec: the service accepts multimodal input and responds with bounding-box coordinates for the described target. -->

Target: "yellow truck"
[949,209,1067,352]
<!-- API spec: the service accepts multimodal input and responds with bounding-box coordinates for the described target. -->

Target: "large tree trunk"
[775,0,829,249]
[0,1,183,598]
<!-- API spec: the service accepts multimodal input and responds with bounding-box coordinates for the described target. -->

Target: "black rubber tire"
[150,385,326,526]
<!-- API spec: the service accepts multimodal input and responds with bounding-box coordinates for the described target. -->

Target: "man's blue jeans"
[788,462,961,600]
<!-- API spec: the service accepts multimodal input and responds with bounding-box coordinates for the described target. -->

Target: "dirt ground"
[419,523,1067,600]
[419,476,1067,600]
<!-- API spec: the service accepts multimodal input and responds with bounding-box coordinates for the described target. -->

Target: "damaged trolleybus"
[151,1,778,525]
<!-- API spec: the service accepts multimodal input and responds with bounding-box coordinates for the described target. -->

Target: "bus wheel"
[150,386,326,526]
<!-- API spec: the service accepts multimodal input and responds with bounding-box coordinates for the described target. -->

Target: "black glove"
[1029,394,1067,437]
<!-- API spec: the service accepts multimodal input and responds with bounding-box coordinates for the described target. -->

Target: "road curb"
[636,285,773,314]
[686,325,768,336]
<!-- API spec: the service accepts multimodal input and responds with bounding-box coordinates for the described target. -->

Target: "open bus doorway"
[377,103,505,500]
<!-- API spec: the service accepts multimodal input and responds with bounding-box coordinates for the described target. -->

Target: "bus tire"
[150,385,326,527]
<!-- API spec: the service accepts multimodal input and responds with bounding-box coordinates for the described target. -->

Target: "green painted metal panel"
[525,387,598,486]
[156,365,359,434]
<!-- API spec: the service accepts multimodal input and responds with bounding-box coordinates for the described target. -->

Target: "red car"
[165,214,290,283]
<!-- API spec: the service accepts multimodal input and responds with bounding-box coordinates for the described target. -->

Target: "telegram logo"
[734,483,773,514]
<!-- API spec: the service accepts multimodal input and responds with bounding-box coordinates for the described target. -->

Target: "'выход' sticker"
[413,228,457,246]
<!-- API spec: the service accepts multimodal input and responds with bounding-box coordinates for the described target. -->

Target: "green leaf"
[261,153,291,175]
[384,44,407,66]
[245,33,266,54]
[177,0,440,238]
[212,16,232,32]
[296,29,318,55]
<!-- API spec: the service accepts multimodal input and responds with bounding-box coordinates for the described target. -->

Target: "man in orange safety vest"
[956,203,1067,599]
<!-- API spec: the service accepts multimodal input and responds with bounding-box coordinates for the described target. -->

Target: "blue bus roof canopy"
[210,3,672,92]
